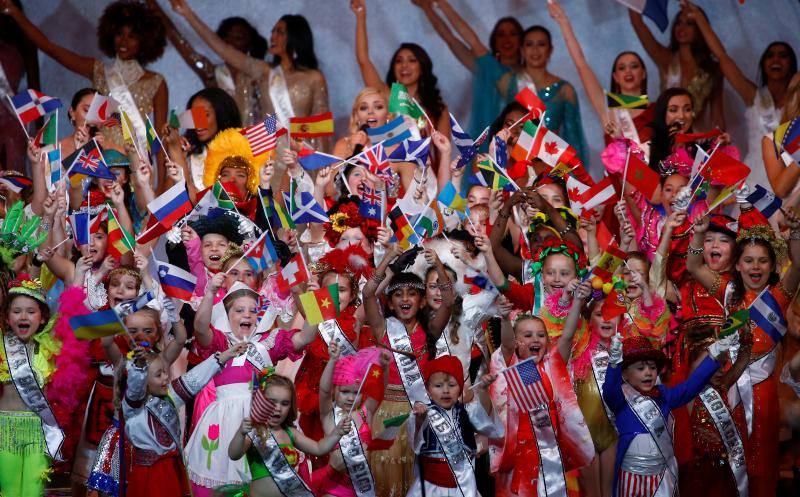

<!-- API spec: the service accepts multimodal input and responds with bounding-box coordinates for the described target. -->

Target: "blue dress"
[468,54,512,138]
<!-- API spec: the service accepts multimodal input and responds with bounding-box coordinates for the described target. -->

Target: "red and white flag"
[514,87,546,119]
[578,176,618,213]
[277,253,308,290]
[241,114,286,156]
[178,107,210,129]
[531,123,578,168]
[503,358,550,412]
[85,93,119,125]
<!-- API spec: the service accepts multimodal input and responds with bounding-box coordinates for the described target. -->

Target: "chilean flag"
[147,181,193,225]
[156,261,197,301]
[10,89,62,124]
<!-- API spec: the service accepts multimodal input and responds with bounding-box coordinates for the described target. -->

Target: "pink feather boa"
[48,286,91,415]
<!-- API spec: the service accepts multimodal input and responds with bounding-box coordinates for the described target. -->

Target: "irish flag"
[510,120,537,162]
[368,413,410,451]
[177,107,209,129]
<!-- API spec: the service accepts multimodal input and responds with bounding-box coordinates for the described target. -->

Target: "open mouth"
[366,118,378,127]
[529,344,542,355]
[16,323,31,334]
[749,272,763,284]
[239,321,253,333]
[623,75,635,83]
[641,378,653,388]
[398,303,413,313]
[433,298,442,306]
[708,250,722,264]
[209,254,221,263]
[600,322,614,333]
[769,63,783,72]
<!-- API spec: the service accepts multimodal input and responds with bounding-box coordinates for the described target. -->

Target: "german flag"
[388,205,421,250]
[289,112,334,138]
[605,92,649,110]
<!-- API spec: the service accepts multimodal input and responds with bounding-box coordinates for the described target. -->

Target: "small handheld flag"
[147,181,193,225]
[289,112,334,138]
[298,284,340,325]
[745,185,781,219]
[69,308,127,340]
[366,116,412,147]
[157,261,198,302]
[9,89,62,124]
[177,107,210,130]
[503,358,550,412]
[387,205,421,249]
[388,83,423,120]
[241,114,286,155]
[605,91,648,110]
[277,253,309,290]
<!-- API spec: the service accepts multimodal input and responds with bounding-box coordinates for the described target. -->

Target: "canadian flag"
[85,93,118,125]
[578,176,618,213]
[531,123,577,168]
[566,176,591,216]
[277,254,308,291]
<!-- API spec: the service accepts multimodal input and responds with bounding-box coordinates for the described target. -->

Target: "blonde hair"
[349,87,390,134]
[782,73,800,122]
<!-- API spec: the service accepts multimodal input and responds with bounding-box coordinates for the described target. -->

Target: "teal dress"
[469,53,512,138]
[505,76,589,167]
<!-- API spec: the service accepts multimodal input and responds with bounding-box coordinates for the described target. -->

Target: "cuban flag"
[749,288,787,345]
[450,113,477,168]
[147,181,193,225]
[745,184,781,219]
[157,261,198,302]
[366,116,412,147]
[247,232,279,273]
[10,89,62,124]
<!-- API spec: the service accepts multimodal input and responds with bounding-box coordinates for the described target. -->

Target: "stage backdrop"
[26,0,800,177]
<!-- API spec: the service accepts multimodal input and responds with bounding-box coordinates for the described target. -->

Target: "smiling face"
[354,92,388,129]
[736,242,774,291]
[665,95,694,134]
[337,227,372,254]
[661,174,688,213]
[269,20,288,57]
[126,310,161,347]
[70,93,93,129]
[622,360,659,392]
[542,253,576,294]
[202,234,230,271]
[227,295,258,339]
[346,167,371,197]
[321,272,354,310]
[389,287,423,323]
[672,10,697,46]
[521,30,552,69]
[612,53,647,95]
[537,183,566,209]
[425,268,456,311]
[334,383,361,412]
[590,301,619,339]
[191,97,218,143]
[147,356,170,397]
[107,273,140,307]
[114,25,141,60]
[393,48,421,87]
[762,43,795,83]
[501,109,527,148]
[7,295,43,341]
[515,317,549,362]
[89,229,109,264]
[622,257,648,300]
[427,371,461,410]
[225,260,258,290]
[264,385,293,428]
[493,20,522,62]
[703,231,734,272]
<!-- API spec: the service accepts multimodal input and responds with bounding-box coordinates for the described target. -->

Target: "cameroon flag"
[289,112,334,138]
[606,91,649,110]
[299,284,340,325]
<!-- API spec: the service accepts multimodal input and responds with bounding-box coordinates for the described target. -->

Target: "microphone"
[351,123,371,156]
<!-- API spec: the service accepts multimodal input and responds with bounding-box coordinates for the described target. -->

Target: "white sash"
[621,384,677,497]
[698,386,748,497]
[145,396,182,453]
[2,333,64,461]
[590,349,616,426]
[427,404,477,497]
[104,60,147,150]
[248,428,313,497]
[244,340,274,371]
[334,407,377,497]
[318,320,357,356]
[268,66,295,128]
[516,72,537,95]
[613,108,641,145]
[433,323,451,359]
[528,407,567,497]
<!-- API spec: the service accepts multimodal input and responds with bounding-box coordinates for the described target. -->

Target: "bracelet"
[790,230,800,241]
[687,244,704,255]
[497,211,511,220]
[558,225,573,237]
[214,352,226,368]
[371,272,386,283]
[40,222,51,231]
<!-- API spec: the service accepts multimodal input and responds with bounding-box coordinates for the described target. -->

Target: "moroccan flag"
[720,309,749,338]
[289,112,334,138]
[704,151,750,187]
[298,284,340,325]
[626,153,660,200]
[591,242,627,281]
[388,205,421,250]
[388,83,423,120]
[106,207,135,258]
[511,120,537,163]
[602,289,628,321]
[515,87,546,119]
[368,413,409,451]
[145,115,162,155]
[213,181,236,210]
[476,158,512,191]
[33,113,58,148]
[605,92,648,110]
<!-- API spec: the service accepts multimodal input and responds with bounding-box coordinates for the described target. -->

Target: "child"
[408,354,503,497]
[122,341,248,496]
[602,333,734,497]
[228,373,353,497]
[619,252,670,347]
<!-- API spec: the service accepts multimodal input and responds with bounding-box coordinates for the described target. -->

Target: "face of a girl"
[89,230,109,264]
[425,269,455,311]
[265,385,293,428]
[542,253,576,293]
[202,234,230,271]
[467,186,490,208]
[521,30,552,69]
[355,93,388,129]
[225,261,258,290]
[334,383,360,412]
[590,303,618,339]
[337,227,372,254]
[389,287,422,322]
[269,20,288,56]
[703,232,734,272]
[223,24,253,54]
[537,183,566,209]
[612,53,646,94]
[126,311,160,346]
[70,94,93,129]
[147,357,170,396]
[347,167,371,196]
[7,296,42,341]
[501,109,527,148]
[109,167,129,187]
[115,25,141,60]
[622,360,658,392]
[735,243,774,291]
[515,318,549,362]
[107,274,139,307]
[219,167,248,197]
[672,11,697,45]
[227,296,258,339]
[393,48,421,87]
[321,272,353,310]
[427,372,460,410]
[763,44,794,82]
[192,97,218,142]
[665,95,693,133]
[661,174,688,212]
[622,258,648,299]
[494,21,521,61]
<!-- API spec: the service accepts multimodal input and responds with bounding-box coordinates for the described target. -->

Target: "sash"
[268,65,296,128]
[589,350,616,426]
[319,320,357,356]
[433,323,452,359]
[244,340,274,371]
[621,384,677,497]
[334,407,377,497]
[698,386,748,497]
[527,407,567,497]
[104,61,147,149]
[248,428,314,497]
[427,405,476,497]
[145,396,182,453]
[2,333,64,461]
[613,108,641,145]
[516,72,537,95]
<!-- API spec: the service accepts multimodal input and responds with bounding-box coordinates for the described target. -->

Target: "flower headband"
[529,238,588,278]
[252,366,276,391]
[8,276,46,304]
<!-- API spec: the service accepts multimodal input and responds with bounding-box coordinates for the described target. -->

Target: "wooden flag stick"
[5,94,30,139]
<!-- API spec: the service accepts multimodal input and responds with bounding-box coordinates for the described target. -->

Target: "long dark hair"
[68,88,98,126]
[424,265,462,347]
[271,15,318,70]
[729,238,779,307]
[384,272,436,359]
[648,87,693,171]
[758,42,797,86]
[184,88,242,154]
[609,51,648,94]
[217,17,268,59]
[489,17,523,60]
[521,25,552,52]
[489,101,527,138]
[385,43,445,123]
[668,7,719,80]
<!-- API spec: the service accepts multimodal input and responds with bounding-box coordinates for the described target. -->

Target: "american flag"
[251,377,278,424]
[503,358,550,412]
[241,114,286,156]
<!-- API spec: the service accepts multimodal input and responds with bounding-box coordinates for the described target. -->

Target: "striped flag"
[241,114,286,156]
[437,182,467,213]
[749,288,787,345]
[368,413,410,451]
[145,115,162,155]
[106,207,135,258]
[147,181,193,225]
[177,107,210,130]
[387,205,421,249]
[511,120,537,163]
[69,308,127,340]
[0,175,32,194]
[514,87,546,119]
[775,117,800,165]
[503,358,550,412]
[450,113,477,168]
[33,113,58,148]
[289,112,334,138]
[745,184,781,219]
[412,198,445,239]
[298,284,340,325]
[157,261,198,302]
[366,116,412,147]
[114,290,156,319]
[247,233,279,273]
[47,148,62,187]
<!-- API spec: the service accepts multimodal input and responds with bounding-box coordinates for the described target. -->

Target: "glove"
[389,245,422,274]
[609,333,624,366]
[735,183,751,204]
[163,297,180,324]
[671,186,691,213]
[708,333,740,360]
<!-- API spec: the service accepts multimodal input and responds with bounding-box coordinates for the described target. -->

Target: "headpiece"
[333,347,383,386]
[736,205,786,260]
[310,244,373,280]
[220,245,244,268]
[203,128,261,194]
[189,209,247,246]
[620,335,667,371]
[7,275,46,304]
[324,197,378,246]
[708,214,737,240]
[529,237,588,278]
[423,355,464,386]
[107,266,143,286]
[384,272,426,295]
[0,202,48,267]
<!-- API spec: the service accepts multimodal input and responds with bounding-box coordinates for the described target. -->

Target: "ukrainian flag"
[69,309,126,340]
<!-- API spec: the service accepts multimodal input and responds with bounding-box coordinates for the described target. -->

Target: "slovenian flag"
[147,181,193,225]
[156,261,198,302]
[616,0,669,31]
[367,116,412,147]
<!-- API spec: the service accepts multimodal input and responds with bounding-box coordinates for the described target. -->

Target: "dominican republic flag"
[503,357,550,412]
[9,89,62,124]
[282,181,329,224]
[746,185,782,219]
[247,232,279,273]
[147,181,193,225]
[277,253,308,291]
[388,137,430,167]
[359,185,383,220]
[85,93,119,125]
[366,116,412,147]
[241,114,286,156]
[749,288,787,344]
[616,0,669,31]
[297,144,342,170]
[0,175,32,194]
[65,140,116,182]
[156,261,197,301]
[450,113,477,168]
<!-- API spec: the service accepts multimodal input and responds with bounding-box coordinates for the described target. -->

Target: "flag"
[157,261,198,301]
[437,182,467,213]
[271,198,296,230]
[368,413,409,451]
[168,109,180,129]
[0,176,32,194]
[387,205,421,249]
[47,148,62,186]
[592,243,628,281]
[510,120,537,163]
[247,233,279,273]
[412,199,445,239]
[746,185,782,219]
[719,309,749,338]
[282,186,329,224]
[136,215,169,244]
[9,89,62,124]
[749,289,787,344]
[515,87,546,118]
[299,283,340,325]
[605,91,648,109]
[114,290,156,320]
[704,151,751,187]
[625,153,660,200]
[616,0,669,31]
[85,93,119,125]
[530,122,578,168]
[106,207,135,258]
[388,83,423,119]
[289,112,334,138]
[387,137,430,167]
[251,386,278,423]
[297,145,342,170]
[548,162,573,180]
[277,253,308,290]
[602,289,628,321]
[69,308,127,340]
[366,116,412,147]
[450,113,477,167]
[503,358,550,412]
[706,181,744,212]
[675,129,723,144]
[359,185,383,220]
[476,158,512,191]
[775,117,800,165]
[147,181,193,225]
[493,135,508,169]
[177,107,210,130]
[213,181,236,210]
[145,116,162,155]
[65,141,116,183]
[241,114,286,155]
[33,114,57,148]
[355,143,390,178]
[464,272,493,294]
[120,110,137,148]
[258,187,274,219]
[579,176,618,212]
[360,363,385,402]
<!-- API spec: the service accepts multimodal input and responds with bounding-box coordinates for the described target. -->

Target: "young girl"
[408,354,503,497]
[122,341,247,496]
[228,373,352,497]
[619,252,670,347]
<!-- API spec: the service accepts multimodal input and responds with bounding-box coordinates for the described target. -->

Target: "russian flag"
[366,116,412,147]
[156,261,197,301]
[147,181,192,225]
[0,175,33,194]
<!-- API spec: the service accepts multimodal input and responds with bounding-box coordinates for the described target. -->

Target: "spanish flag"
[289,112,334,138]
[605,91,649,110]
[107,207,135,259]
[298,284,340,325]
[388,205,421,250]
[69,308,127,340]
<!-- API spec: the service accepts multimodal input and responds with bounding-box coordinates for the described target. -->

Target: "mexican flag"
[368,413,410,451]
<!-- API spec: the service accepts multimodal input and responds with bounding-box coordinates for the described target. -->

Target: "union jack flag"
[356,143,393,184]
[241,114,286,156]
[503,358,550,412]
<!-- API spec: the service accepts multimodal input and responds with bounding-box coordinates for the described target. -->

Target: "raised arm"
[294,417,350,456]
[414,0,480,71]
[496,296,516,363]
[425,248,456,340]
[488,191,528,276]
[27,143,48,216]
[362,244,400,341]
[351,0,385,90]
[763,136,800,198]
[319,342,339,431]
[781,208,800,294]
[193,272,226,347]
[628,9,671,71]
[558,280,590,362]
[0,0,95,79]
[686,215,718,291]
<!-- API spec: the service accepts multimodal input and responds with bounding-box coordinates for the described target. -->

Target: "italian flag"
[368,413,410,451]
